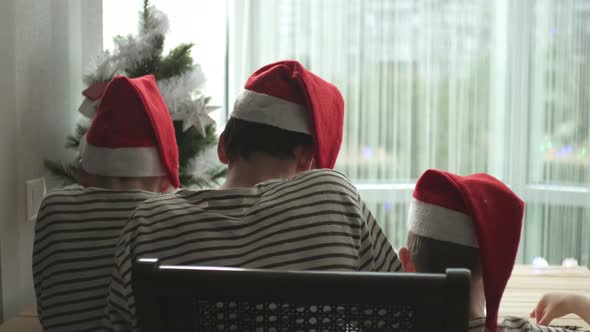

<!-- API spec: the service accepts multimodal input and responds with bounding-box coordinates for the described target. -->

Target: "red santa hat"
[230,60,344,169]
[80,75,180,188]
[407,169,524,332]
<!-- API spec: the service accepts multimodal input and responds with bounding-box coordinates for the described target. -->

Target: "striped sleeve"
[33,196,48,328]
[470,317,575,332]
[33,186,157,332]
[498,317,571,332]
[358,198,403,272]
[499,317,575,332]
[468,318,486,331]
[103,225,139,332]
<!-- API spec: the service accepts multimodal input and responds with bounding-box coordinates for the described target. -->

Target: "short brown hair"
[406,232,482,277]
[221,117,313,161]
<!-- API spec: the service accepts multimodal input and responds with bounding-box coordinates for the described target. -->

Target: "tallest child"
[103,60,403,331]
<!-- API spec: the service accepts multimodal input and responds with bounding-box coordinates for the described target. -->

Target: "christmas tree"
[45,0,226,188]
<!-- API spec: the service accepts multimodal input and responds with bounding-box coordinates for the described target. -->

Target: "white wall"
[0,0,18,320]
[0,0,102,321]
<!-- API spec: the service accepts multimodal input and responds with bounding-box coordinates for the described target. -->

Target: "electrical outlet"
[26,177,46,222]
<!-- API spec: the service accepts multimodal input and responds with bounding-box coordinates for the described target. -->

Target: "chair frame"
[134,258,470,332]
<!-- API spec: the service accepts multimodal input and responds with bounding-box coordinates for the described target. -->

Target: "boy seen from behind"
[103,60,403,331]
[33,75,178,332]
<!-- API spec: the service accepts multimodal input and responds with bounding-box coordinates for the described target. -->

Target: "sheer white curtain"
[229,0,590,266]
[229,0,507,245]
[524,0,590,266]
[230,0,507,181]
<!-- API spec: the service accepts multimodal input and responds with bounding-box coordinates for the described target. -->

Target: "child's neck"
[470,278,486,320]
[84,178,163,192]
[221,156,300,189]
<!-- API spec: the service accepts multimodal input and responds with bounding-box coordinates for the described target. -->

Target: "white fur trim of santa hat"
[407,197,479,248]
[230,90,311,134]
[80,136,166,178]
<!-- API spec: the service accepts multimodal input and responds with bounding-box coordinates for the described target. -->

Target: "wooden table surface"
[0,265,588,331]
[500,265,590,330]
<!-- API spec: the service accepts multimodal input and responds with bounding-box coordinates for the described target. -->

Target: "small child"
[33,75,179,332]
[398,169,574,332]
[532,293,590,327]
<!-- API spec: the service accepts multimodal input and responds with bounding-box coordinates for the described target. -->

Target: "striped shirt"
[33,185,157,332]
[469,317,576,332]
[102,169,403,331]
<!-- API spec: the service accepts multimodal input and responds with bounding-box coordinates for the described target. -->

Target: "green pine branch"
[156,43,194,80]
[209,167,228,182]
[44,160,78,184]
[140,0,156,34]
[175,122,218,169]
[125,34,164,78]
[65,136,81,150]
[127,0,164,78]
[175,121,225,188]
[83,73,99,86]
[65,124,88,149]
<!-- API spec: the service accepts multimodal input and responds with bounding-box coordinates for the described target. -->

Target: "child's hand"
[531,293,587,325]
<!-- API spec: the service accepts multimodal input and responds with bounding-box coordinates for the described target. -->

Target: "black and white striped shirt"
[469,317,576,332]
[102,169,403,331]
[33,185,157,332]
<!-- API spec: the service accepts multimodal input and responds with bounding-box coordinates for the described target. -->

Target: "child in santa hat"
[102,60,403,331]
[33,75,178,332]
[398,169,574,332]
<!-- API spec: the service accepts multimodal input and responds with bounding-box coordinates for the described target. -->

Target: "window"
[104,0,590,266]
